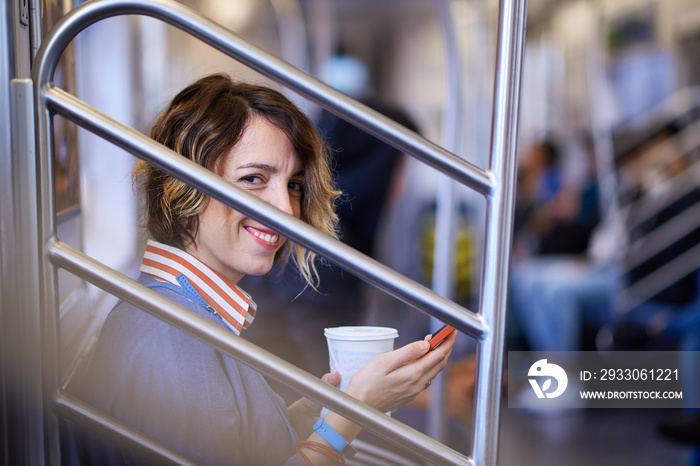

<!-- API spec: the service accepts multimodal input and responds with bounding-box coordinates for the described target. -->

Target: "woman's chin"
[245,261,276,278]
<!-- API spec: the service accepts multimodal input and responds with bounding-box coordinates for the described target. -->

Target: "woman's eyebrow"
[237,163,305,178]
[237,163,276,172]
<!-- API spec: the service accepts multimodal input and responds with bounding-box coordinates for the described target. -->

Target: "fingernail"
[419,341,430,352]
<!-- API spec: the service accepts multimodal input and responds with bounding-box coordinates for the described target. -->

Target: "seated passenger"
[61,74,455,465]
[509,136,618,352]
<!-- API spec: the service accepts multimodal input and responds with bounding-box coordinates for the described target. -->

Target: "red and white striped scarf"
[140,240,256,335]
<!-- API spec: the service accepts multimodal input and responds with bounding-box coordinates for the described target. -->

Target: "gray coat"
[62,273,304,465]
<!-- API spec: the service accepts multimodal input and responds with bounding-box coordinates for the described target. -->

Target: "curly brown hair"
[133,73,340,287]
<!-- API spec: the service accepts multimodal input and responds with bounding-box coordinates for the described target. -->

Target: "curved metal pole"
[472,0,527,464]
[44,86,487,339]
[26,1,531,464]
[49,240,470,466]
[35,47,489,464]
[33,0,495,197]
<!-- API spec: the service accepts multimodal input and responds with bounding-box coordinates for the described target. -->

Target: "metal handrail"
[626,200,700,269]
[612,109,700,311]
[41,81,472,466]
[472,0,527,463]
[50,240,466,465]
[621,243,700,312]
[54,391,198,466]
[36,0,494,196]
[31,0,527,464]
[44,85,487,338]
[620,117,700,231]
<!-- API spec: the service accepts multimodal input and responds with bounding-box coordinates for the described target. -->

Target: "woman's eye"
[288,181,304,193]
[240,175,264,184]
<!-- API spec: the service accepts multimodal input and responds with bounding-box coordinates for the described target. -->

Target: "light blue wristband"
[313,418,356,457]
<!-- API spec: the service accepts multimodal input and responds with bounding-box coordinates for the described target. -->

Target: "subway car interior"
[2,0,700,464]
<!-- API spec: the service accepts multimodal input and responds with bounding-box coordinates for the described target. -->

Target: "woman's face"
[186,115,304,284]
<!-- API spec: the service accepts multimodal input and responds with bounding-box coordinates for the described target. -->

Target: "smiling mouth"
[247,227,280,246]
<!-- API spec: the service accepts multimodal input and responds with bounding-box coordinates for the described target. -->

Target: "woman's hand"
[287,372,340,439]
[291,332,456,465]
[344,330,457,413]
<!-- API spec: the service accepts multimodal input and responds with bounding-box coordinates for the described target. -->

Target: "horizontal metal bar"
[45,86,488,340]
[53,392,198,466]
[48,239,471,466]
[676,117,700,157]
[619,87,700,137]
[622,151,700,231]
[624,201,700,269]
[624,171,700,229]
[33,0,495,196]
[621,241,700,311]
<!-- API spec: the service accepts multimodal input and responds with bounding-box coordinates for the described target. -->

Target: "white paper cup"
[322,326,399,417]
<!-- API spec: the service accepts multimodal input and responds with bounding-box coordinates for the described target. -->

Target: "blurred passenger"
[513,138,599,258]
[613,124,700,456]
[509,136,618,352]
[616,124,700,308]
[604,123,700,352]
[61,74,455,465]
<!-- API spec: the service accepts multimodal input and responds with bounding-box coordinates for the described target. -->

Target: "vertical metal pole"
[8,79,47,465]
[4,0,40,463]
[28,3,60,463]
[472,0,527,464]
[33,77,62,465]
[428,0,464,443]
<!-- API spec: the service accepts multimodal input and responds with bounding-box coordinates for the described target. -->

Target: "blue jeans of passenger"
[509,257,619,352]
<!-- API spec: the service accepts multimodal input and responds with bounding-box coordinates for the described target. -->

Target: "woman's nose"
[267,184,297,217]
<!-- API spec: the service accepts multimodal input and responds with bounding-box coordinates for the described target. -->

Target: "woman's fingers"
[393,330,457,385]
[411,329,456,368]
[321,371,340,387]
[345,330,457,412]
[371,330,456,380]
[367,340,431,375]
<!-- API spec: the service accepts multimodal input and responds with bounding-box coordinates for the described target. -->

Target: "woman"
[63,74,456,465]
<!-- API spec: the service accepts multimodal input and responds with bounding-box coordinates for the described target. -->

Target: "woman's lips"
[245,226,281,250]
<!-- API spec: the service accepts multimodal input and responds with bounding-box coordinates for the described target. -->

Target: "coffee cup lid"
[324,326,399,341]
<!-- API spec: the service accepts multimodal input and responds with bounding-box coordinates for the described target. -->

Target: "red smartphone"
[428,324,456,350]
